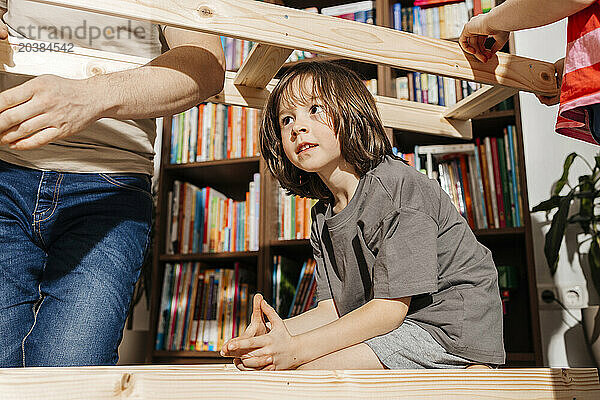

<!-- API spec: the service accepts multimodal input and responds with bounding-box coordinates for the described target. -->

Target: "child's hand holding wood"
[224,298,301,371]
[220,293,271,370]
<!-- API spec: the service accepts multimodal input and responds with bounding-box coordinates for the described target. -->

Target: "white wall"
[514,23,596,367]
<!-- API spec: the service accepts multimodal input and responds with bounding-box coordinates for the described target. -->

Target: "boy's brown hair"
[260,61,397,200]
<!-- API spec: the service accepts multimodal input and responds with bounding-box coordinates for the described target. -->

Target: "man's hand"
[536,58,564,106]
[230,299,301,371]
[0,16,7,40]
[0,74,104,149]
[459,13,509,63]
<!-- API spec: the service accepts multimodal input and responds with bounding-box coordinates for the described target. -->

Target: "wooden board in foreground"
[0,365,599,399]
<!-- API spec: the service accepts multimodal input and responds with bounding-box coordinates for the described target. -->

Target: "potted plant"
[532,152,600,366]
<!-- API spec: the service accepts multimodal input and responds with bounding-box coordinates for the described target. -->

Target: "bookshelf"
[147,0,542,367]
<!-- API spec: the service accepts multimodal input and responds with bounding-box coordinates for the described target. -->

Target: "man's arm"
[0,25,225,149]
[459,0,597,62]
[93,26,226,120]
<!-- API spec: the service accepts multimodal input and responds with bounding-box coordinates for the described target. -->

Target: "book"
[506,125,521,226]
[497,137,512,227]
[484,137,499,228]
[472,147,488,229]
[155,263,173,350]
[174,263,192,350]
[477,139,494,228]
[490,137,506,228]
[287,260,307,318]
[503,128,517,225]
[459,155,474,227]
[167,263,182,351]
[467,154,483,228]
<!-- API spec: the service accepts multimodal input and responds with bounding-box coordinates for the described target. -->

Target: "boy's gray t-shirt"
[310,156,505,365]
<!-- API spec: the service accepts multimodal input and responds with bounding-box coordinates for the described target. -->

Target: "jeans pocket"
[99,173,152,199]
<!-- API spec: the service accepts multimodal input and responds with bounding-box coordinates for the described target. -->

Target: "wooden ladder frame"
[1,0,558,140]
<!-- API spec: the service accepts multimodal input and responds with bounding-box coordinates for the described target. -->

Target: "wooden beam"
[375,95,472,139]
[234,43,292,89]
[0,365,599,399]
[0,36,149,79]
[443,85,519,120]
[31,0,558,95]
[0,37,466,137]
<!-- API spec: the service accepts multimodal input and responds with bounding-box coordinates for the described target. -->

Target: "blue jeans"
[0,159,153,367]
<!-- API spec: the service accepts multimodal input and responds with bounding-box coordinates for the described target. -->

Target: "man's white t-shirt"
[0,0,164,175]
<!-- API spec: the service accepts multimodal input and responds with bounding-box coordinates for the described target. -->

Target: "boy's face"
[278,76,342,176]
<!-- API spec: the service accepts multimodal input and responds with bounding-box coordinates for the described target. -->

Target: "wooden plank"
[0,36,149,79]
[0,366,598,399]
[443,85,519,120]
[31,0,558,95]
[375,95,472,139]
[234,43,293,89]
[0,37,468,137]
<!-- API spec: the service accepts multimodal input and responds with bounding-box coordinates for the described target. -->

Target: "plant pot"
[582,305,600,367]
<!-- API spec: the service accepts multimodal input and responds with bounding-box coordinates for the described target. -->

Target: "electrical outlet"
[537,284,559,309]
[557,285,587,309]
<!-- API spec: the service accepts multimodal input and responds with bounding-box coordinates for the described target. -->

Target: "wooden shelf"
[148,0,542,367]
[160,252,259,262]
[473,227,525,237]
[279,55,378,80]
[165,157,260,201]
[270,239,310,247]
[166,156,260,170]
[473,109,516,120]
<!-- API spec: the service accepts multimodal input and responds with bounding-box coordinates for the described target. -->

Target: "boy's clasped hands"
[220,294,301,371]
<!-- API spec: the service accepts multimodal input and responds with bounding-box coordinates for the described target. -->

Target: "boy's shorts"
[364,319,476,369]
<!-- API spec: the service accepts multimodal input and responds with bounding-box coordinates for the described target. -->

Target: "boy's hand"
[221,293,270,363]
[459,14,509,63]
[536,58,564,106]
[235,300,301,371]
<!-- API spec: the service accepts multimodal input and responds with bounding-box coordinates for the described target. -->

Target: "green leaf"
[544,191,574,275]
[588,237,600,298]
[578,175,594,234]
[553,152,578,196]
[532,196,562,212]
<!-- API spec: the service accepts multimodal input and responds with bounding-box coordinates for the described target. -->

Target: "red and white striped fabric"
[555,1,600,144]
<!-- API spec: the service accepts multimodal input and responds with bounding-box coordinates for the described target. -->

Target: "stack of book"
[393,1,471,40]
[277,187,318,240]
[166,176,261,254]
[221,37,254,71]
[170,103,261,164]
[320,1,375,23]
[272,257,318,318]
[415,125,523,229]
[364,79,378,96]
[286,2,375,63]
[395,72,482,106]
[155,263,254,352]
